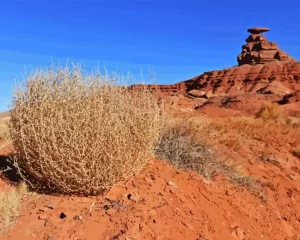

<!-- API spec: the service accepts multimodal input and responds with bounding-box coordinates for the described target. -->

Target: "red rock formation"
[185,61,300,96]
[130,83,186,93]
[130,61,300,103]
[129,27,300,117]
[237,27,294,65]
[198,93,283,115]
[279,90,300,104]
[130,28,299,98]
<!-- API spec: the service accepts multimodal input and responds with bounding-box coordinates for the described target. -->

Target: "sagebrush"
[9,65,163,195]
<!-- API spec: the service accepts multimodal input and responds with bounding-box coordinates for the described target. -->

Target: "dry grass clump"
[155,117,217,178]
[9,65,163,195]
[0,114,10,140]
[219,162,261,194]
[0,182,28,236]
[256,102,282,121]
[155,117,260,193]
[0,135,11,150]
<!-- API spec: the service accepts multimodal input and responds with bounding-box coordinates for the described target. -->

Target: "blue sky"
[1,0,300,112]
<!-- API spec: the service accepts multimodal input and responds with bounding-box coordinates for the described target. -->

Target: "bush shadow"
[0,153,108,197]
[0,153,61,195]
[0,154,22,184]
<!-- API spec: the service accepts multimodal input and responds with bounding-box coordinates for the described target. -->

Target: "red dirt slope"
[2,147,300,240]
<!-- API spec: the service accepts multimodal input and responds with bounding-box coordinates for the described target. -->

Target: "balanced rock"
[247,27,270,34]
[237,27,294,66]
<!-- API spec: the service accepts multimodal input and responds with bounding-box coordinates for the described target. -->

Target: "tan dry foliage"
[0,182,28,235]
[193,116,300,149]
[190,115,300,173]
[155,117,217,178]
[9,65,163,195]
[255,102,282,121]
[0,114,10,140]
[155,117,260,193]
[157,114,300,194]
[0,136,11,150]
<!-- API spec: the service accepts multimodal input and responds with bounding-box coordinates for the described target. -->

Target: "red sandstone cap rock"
[247,27,270,34]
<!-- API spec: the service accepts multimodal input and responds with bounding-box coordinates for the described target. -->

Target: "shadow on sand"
[0,154,105,196]
[0,154,22,184]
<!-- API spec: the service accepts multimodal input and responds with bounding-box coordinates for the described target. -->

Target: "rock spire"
[237,27,294,66]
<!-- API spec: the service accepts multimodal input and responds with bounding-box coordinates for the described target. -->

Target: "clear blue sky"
[1,0,300,112]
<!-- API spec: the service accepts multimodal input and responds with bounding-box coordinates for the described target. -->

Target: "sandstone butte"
[130,27,300,118]
[131,27,300,97]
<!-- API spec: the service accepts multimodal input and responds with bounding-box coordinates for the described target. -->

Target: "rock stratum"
[131,61,300,95]
[185,61,300,95]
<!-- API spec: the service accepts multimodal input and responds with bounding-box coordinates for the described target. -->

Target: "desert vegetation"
[155,116,260,194]
[0,112,10,141]
[0,136,11,151]
[255,102,282,121]
[155,117,216,178]
[0,182,28,235]
[155,110,300,192]
[8,65,163,195]
[194,115,300,150]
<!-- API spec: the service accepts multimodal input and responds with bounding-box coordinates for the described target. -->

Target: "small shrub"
[256,102,282,121]
[155,118,217,178]
[0,182,28,235]
[156,117,260,193]
[225,169,260,193]
[9,65,163,195]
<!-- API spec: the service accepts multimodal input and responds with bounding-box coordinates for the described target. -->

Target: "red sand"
[1,137,300,240]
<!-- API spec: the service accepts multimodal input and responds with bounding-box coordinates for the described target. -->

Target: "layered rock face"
[130,82,185,93]
[237,28,294,66]
[130,61,300,98]
[185,61,300,95]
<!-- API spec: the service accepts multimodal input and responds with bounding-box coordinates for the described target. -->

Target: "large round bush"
[9,65,163,195]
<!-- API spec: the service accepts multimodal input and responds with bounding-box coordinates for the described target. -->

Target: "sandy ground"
[0,153,299,240]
